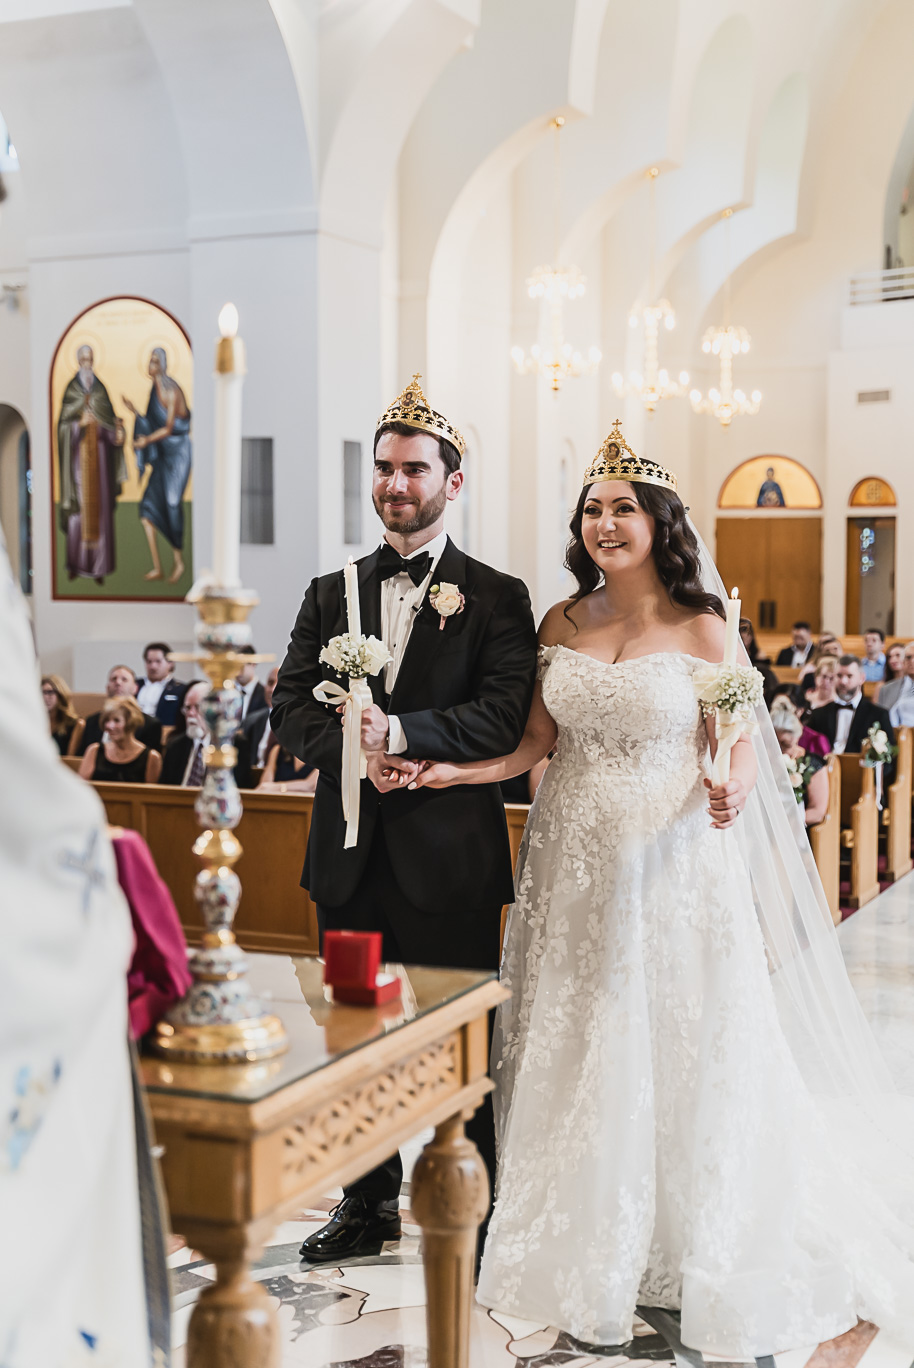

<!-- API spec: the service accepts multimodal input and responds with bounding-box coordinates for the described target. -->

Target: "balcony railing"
[849,266,914,305]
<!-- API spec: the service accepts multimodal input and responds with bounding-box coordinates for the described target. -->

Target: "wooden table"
[141,955,507,1368]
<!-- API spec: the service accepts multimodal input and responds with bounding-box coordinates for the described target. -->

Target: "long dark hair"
[564,481,723,623]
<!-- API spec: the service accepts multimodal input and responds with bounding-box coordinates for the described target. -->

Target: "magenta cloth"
[111,828,192,1039]
[800,726,830,758]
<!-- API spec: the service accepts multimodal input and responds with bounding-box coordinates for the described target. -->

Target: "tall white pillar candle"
[212,302,246,588]
[723,586,741,667]
[344,557,361,638]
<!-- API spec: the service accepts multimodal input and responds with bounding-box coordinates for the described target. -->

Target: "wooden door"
[715,517,821,632]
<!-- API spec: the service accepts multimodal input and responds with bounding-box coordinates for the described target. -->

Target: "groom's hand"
[366,752,420,793]
[360,704,390,752]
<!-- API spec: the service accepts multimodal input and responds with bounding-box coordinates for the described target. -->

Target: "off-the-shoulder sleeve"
[537,644,558,681]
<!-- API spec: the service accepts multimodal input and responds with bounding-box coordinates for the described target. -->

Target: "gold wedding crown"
[583,419,678,492]
[376,374,466,457]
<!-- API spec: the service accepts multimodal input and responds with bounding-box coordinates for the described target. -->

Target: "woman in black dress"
[78,696,161,784]
[42,674,85,755]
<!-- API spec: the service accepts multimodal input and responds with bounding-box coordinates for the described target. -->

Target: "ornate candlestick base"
[152,585,288,1064]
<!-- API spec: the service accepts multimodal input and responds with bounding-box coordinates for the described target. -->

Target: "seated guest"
[235,645,267,721]
[800,655,838,716]
[77,664,162,755]
[135,641,186,726]
[861,627,887,682]
[771,704,829,826]
[776,621,813,667]
[257,740,318,794]
[79,697,162,784]
[882,641,914,728]
[877,641,907,703]
[768,689,830,757]
[41,673,85,755]
[158,680,210,785]
[739,617,777,700]
[807,655,895,761]
[235,666,278,788]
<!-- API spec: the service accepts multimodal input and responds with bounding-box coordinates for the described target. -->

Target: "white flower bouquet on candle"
[693,662,764,786]
[319,632,391,680]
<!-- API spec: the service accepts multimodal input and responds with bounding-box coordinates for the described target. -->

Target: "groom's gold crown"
[376,374,466,458]
[583,419,678,492]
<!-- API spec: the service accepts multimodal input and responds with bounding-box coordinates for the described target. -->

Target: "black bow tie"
[837,701,856,710]
[378,545,431,587]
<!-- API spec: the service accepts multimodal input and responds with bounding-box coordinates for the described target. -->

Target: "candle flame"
[731,586,739,599]
[218,302,239,338]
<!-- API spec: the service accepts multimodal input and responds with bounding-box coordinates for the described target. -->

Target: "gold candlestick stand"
[153,585,288,1063]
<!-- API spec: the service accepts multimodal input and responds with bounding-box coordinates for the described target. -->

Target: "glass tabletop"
[140,953,496,1104]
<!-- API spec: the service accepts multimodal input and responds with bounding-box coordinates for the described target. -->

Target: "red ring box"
[323,930,401,1006]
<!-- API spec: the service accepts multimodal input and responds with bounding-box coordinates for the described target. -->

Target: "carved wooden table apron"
[141,954,507,1368]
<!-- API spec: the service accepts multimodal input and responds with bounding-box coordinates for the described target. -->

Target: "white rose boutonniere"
[429,581,465,631]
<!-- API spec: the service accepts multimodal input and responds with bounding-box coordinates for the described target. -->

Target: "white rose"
[873,730,887,754]
[790,770,803,788]
[320,637,346,672]
[432,581,463,617]
[361,635,392,676]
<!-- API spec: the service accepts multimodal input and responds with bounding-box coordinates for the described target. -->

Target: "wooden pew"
[808,757,841,925]
[90,782,319,956]
[882,726,913,884]
[771,666,801,684]
[72,691,107,717]
[837,755,880,909]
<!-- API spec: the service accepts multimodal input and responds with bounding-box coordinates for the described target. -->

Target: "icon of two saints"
[57,346,192,586]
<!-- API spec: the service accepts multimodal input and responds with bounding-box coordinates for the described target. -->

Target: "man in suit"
[158,682,209,786]
[234,646,267,722]
[135,642,187,726]
[776,622,813,667]
[235,666,279,788]
[808,656,895,768]
[272,375,538,1263]
[77,664,162,755]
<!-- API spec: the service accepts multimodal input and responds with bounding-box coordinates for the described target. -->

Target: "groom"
[271,375,537,1262]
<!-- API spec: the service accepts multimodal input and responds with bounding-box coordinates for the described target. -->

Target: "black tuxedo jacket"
[238,680,267,721]
[235,706,272,789]
[77,709,162,756]
[807,698,895,771]
[136,675,188,726]
[271,539,537,914]
[158,733,195,786]
[776,645,811,666]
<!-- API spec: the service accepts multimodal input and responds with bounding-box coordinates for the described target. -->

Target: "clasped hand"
[703,777,747,830]
[334,704,453,793]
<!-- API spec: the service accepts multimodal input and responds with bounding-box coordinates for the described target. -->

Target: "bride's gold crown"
[376,373,466,457]
[583,419,677,492]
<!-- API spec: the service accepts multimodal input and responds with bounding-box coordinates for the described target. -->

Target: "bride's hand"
[704,777,747,829]
[407,762,461,790]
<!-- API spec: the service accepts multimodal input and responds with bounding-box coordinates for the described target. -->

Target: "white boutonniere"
[429,581,465,631]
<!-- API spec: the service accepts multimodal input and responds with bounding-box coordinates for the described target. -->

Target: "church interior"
[4,0,914,1365]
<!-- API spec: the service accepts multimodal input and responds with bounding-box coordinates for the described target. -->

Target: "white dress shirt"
[136,676,168,715]
[180,733,210,786]
[236,681,255,720]
[380,529,448,755]
[833,691,862,754]
[791,643,812,668]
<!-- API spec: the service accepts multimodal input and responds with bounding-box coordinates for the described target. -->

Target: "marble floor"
[169,876,914,1368]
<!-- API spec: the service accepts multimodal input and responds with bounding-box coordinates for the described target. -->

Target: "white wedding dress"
[477,645,914,1355]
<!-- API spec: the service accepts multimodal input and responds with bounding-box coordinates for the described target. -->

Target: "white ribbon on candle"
[312,676,373,849]
[711,708,758,787]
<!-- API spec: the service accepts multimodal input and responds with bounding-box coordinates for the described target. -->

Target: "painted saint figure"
[123,348,192,583]
[756,465,786,507]
[57,345,126,582]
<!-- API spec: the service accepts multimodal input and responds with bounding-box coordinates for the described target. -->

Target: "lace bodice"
[538,645,709,831]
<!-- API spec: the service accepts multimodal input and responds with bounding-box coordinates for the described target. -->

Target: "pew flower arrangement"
[862,722,896,768]
[783,750,816,805]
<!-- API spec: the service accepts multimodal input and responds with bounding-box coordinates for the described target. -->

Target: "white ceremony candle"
[212,302,246,588]
[344,557,361,638]
[723,586,741,667]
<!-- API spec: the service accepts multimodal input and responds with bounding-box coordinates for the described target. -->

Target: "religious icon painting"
[50,296,194,601]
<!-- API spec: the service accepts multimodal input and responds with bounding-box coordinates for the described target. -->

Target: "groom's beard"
[374,483,447,536]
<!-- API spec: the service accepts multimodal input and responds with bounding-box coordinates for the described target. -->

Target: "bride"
[410,422,914,1355]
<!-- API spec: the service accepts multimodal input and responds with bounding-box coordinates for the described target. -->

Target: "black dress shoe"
[299,1196,401,1262]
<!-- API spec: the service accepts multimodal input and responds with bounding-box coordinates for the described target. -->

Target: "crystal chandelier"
[511,118,601,393]
[612,167,688,414]
[690,210,761,428]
